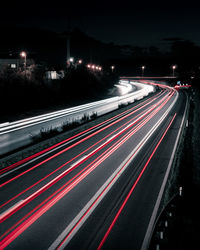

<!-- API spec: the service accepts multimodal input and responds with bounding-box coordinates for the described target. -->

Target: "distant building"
[0,54,34,71]
[0,58,20,70]
[45,70,65,80]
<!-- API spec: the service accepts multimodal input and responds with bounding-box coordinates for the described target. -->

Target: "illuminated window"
[11,64,16,68]
[51,71,57,79]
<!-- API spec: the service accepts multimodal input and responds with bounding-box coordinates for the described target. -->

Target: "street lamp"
[67,57,74,68]
[111,65,115,73]
[141,66,145,77]
[69,57,74,63]
[20,51,27,72]
[172,65,176,77]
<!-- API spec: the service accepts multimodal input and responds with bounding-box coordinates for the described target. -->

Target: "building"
[45,70,65,80]
[0,53,34,71]
[0,58,20,70]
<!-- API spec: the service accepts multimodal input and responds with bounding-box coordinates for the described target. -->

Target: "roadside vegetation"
[0,91,157,170]
[30,112,97,144]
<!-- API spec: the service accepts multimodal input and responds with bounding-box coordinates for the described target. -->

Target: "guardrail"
[0,82,155,135]
[0,81,155,156]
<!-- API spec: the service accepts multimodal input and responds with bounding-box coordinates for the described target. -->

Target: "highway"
[0,81,154,156]
[0,82,187,250]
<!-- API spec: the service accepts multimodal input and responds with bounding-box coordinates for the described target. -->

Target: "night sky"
[1,0,200,50]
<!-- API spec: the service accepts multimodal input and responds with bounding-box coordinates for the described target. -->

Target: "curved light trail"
[0,81,186,250]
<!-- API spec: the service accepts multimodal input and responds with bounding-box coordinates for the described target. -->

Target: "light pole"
[111,65,115,73]
[141,66,145,77]
[69,57,74,67]
[20,51,27,74]
[172,65,176,77]
[69,57,74,63]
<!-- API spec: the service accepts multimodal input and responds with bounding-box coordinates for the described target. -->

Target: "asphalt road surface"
[0,82,187,250]
[0,81,153,156]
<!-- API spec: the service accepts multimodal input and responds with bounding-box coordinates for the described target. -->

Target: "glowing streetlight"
[111,65,115,73]
[172,65,176,77]
[141,66,145,77]
[20,51,27,72]
[87,64,91,68]
[78,59,82,64]
[69,57,74,63]
[20,51,26,58]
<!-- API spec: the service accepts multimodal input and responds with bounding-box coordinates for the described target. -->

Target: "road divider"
[0,82,154,136]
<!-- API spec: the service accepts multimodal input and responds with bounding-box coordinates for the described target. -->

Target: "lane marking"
[48,93,178,249]
[0,92,167,185]
[0,92,176,247]
[141,91,187,250]
[0,97,165,217]
[97,114,177,250]
[1,92,163,178]
[0,96,166,220]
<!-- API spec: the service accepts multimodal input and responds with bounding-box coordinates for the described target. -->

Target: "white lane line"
[0,159,86,221]
[0,115,120,179]
[0,133,90,179]
[0,114,139,220]
[48,91,178,250]
[0,94,159,179]
[0,102,156,220]
[0,93,172,227]
[141,91,186,250]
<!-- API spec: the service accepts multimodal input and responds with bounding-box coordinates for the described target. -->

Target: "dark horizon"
[1,0,200,50]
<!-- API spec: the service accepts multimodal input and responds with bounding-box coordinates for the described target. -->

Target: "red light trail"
[0,83,178,249]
